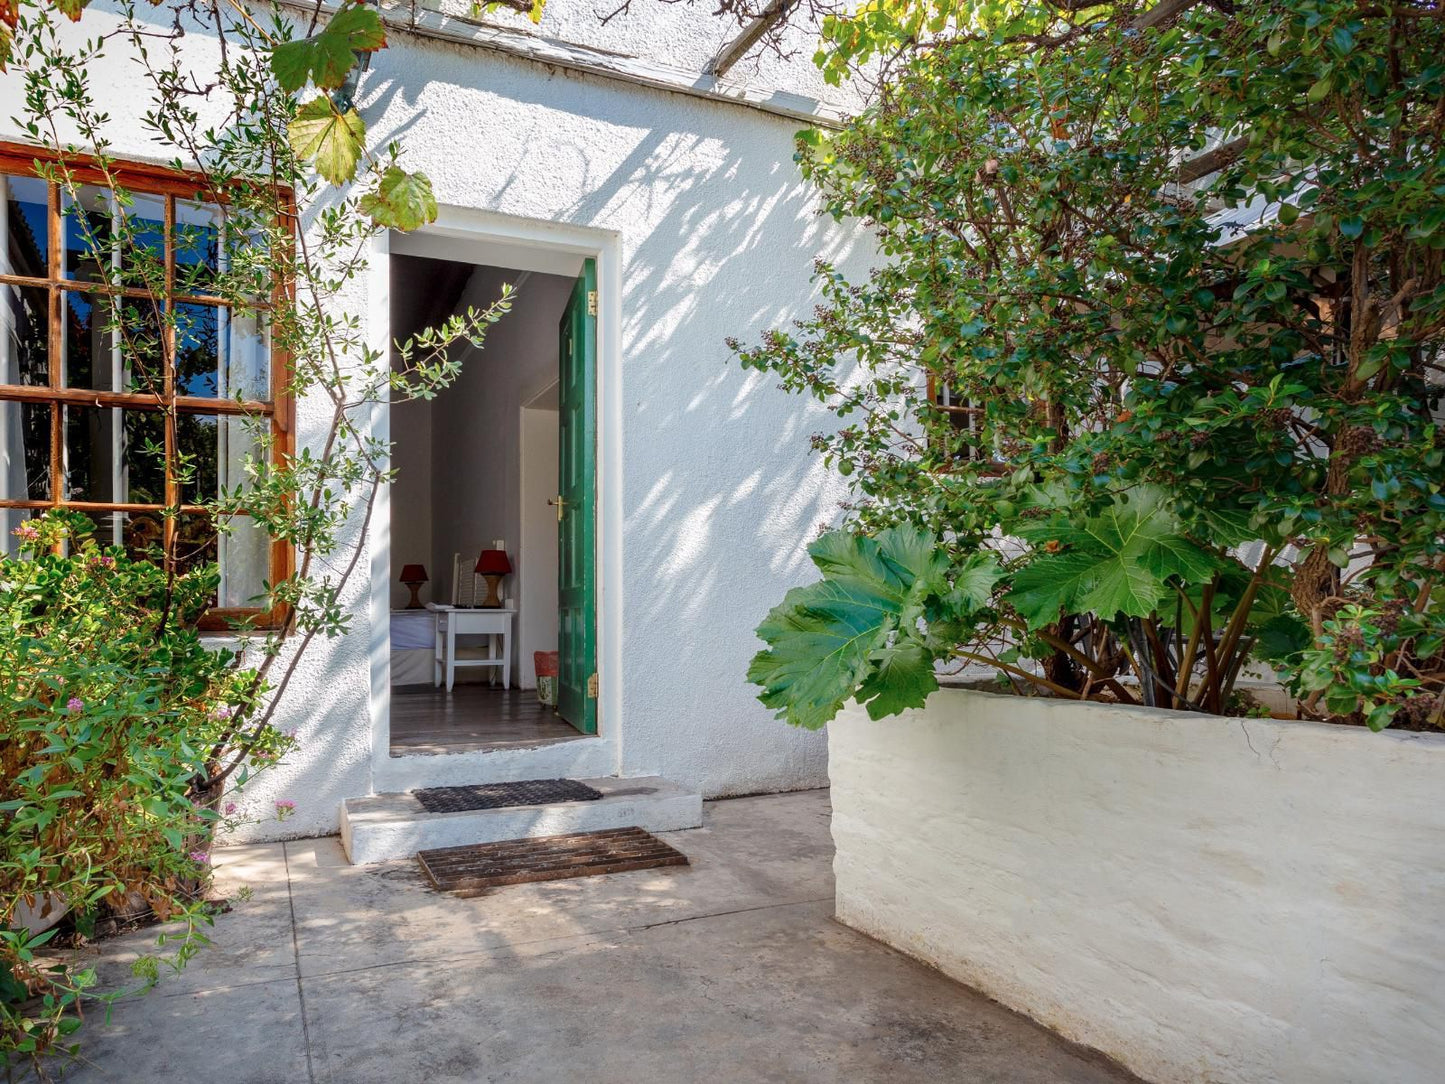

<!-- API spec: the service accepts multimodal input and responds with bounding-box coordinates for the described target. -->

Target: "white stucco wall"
[369,37,859,800]
[830,691,1445,1084]
[0,1,866,839]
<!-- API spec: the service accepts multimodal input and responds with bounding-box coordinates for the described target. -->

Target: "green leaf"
[748,528,944,728]
[288,97,366,184]
[1006,551,1100,629]
[359,166,438,230]
[948,551,1006,613]
[1008,489,1222,628]
[857,639,938,719]
[270,5,386,94]
[1339,217,1365,240]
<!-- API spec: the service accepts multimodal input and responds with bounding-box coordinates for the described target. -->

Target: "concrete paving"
[53,790,1138,1083]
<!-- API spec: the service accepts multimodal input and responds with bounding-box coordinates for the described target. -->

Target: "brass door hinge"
[587,672,599,698]
[586,290,598,317]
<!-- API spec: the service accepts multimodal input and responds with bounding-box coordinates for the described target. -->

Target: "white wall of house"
[0,0,868,841]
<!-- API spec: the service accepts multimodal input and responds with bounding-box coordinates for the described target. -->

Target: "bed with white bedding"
[391,609,435,687]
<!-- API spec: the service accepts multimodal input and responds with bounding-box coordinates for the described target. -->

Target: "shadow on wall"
[359,47,870,792]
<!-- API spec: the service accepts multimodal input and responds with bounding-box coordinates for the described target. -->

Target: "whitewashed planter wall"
[829,690,1445,1084]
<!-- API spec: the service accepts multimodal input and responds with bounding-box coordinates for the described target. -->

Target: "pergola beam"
[708,0,796,78]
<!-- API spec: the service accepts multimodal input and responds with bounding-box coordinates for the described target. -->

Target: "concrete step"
[340,776,703,864]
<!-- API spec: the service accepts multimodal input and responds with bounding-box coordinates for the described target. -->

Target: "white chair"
[432,552,514,691]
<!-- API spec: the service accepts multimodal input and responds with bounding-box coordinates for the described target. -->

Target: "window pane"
[64,187,166,289]
[216,514,269,608]
[173,512,217,578]
[174,200,219,295]
[63,404,165,504]
[0,400,51,502]
[77,507,164,555]
[174,303,269,400]
[61,291,166,395]
[0,283,49,386]
[175,411,261,504]
[2,175,49,278]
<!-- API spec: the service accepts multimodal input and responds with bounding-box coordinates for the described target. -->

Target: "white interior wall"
[518,398,560,688]
[428,266,573,679]
[388,396,434,608]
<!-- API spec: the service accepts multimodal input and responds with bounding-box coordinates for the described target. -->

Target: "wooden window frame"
[0,141,294,631]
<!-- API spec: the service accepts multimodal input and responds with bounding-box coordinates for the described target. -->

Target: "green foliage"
[270,4,386,94]
[1007,489,1222,630]
[2,0,516,1071]
[360,164,439,231]
[739,0,1445,730]
[0,513,290,1070]
[750,528,945,727]
[288,96,367,185]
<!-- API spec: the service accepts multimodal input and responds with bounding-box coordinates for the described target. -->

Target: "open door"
[556,259,597,734]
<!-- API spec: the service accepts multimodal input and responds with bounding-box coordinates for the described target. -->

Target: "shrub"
[0,512,292,1071]
[739,0,1445,731]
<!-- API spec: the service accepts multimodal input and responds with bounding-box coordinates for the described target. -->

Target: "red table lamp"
[475,549,512,608]
[399,564,428,609]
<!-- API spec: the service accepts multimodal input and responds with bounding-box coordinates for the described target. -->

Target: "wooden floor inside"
[390,685,584,757]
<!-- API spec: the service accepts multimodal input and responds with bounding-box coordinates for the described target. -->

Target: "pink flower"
[223,801,238,816]
[66,696,84,713]
[211,704,237,721]
[189,851,210,865]
[274,799,296,821]
[12,522,38,542]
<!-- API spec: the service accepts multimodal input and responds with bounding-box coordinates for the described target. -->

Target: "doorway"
[384,249,598,756]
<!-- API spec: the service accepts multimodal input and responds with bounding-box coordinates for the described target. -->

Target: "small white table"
[430,605,515,692]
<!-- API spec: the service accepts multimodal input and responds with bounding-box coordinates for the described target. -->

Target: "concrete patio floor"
[56,790,1136,1083]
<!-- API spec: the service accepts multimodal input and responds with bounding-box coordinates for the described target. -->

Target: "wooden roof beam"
[708,0,796,78]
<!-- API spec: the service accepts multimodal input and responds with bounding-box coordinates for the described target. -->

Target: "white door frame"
[367,209,622,793]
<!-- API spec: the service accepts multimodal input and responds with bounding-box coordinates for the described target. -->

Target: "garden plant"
[742,0,1445,732]
[0,0,515,1073]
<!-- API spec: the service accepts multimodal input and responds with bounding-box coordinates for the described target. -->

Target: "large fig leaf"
[748,527,949,729]
[1007,488,1223,629]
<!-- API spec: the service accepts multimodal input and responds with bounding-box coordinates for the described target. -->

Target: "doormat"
[418,827,688,896]
[413,778,604,814]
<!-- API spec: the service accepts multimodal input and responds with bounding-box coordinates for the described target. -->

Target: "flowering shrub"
[0,513,294,1069]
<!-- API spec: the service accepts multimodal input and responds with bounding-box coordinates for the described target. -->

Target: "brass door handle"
[548,495,566,522]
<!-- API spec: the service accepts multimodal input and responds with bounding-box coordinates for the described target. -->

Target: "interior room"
[387,252,581,755]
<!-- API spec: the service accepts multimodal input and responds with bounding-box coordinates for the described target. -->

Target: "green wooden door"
[557,260,597,734]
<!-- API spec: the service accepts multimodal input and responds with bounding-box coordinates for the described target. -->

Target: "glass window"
[1,283,49,385]
[0,159,287,627]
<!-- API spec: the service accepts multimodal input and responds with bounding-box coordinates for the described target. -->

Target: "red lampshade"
[399,564,428,584]
[475,549,512,575]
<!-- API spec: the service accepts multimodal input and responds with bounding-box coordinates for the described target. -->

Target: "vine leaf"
[288,97,366,185]
[271,5,387,94]
[748,527,948,729]
[359,166,438,230]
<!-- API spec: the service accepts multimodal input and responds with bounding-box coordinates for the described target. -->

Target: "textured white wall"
[356,36,863,800]
[830,691,1445,1084]
[0,1,867,838]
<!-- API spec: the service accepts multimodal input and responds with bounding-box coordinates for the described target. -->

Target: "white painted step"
[340,776,702,864]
